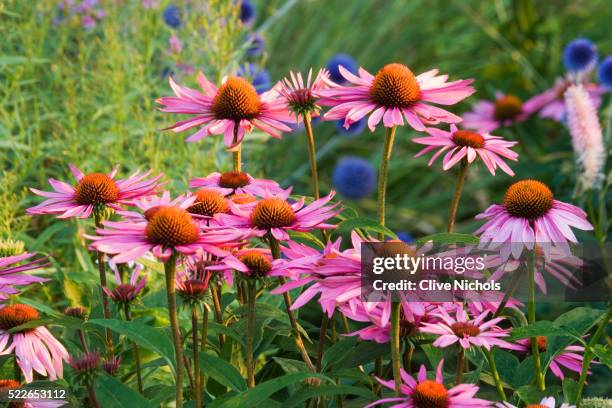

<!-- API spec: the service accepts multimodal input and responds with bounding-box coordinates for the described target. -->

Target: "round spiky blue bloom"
[246,33,265,57]
[163,5,182,29]
[563,38,597,72]
[237,64,271,94]
[336,118,366,137]
[396,231,414,243]
[597,55,612,89]
[326,53,357,83]
[332,157,376,200]
[240,0,256,26]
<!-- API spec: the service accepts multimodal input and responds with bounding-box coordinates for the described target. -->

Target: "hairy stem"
[315,313,329,372]
[200,305,208,401]
[269,236,316,372]
[210,283,225,348]
[377,126,396,240]
[455,346,465,384]
[232,123,241,172]
[303,112,320,200]
[94,216,113,357]
[124,305,143,394]
[527,251,545,391]
[484,348,506,401]
[447,159,468,233]
[86,383,101,408]
[246,280,257,387]
[390,302,402,395]
[192,306,202,408]
[164,253,184,408]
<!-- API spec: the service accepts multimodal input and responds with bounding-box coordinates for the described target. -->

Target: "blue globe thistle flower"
[396,231,414,243]
[563,38,597,72]
[332,157,376,200]
[336,118,366,137]
[240,0,256,26]
[163,4,182,29]
[246,33,265,57]
[597,55,612,89]
[326,53,357,84]
[237,64,271,94]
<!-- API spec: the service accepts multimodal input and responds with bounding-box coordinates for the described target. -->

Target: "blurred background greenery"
[1,0,610,399]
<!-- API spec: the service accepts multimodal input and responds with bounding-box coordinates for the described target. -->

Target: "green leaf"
[512,357,535,388]
[320,337,358,370]
[415,232,479,245]
[86,319,176,374]
[509,321,567,340]
[592,344,612,369]
[490,349,520,386]
[516,385,546,404]
[283,385,376,407]
[288,231,324,248]
[207,372,330,408]
[272,357,309,375]
[94,374,155,408]
[201,353,247,392]
[562,378,579,404]
[335,217,398,239]
[9,316,83,333]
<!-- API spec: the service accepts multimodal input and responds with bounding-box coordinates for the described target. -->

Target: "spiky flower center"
[102,356,121,375]
[451,322,480,337]
[75,173,120,205]
[188,189,229,217]
[145,206,199,247]
[287,88,317,114]
[179,279,209,296]
[250,198,296,229]
[112,284,139,303]
[412,380,450,408]
[230,193,257,204]
[452,130,485,148]
[0,304,39,333]
[239,252,272,278]
[527,336,547,352]
[369,63,421,108]
[69,352,100,373]
[211,77,261,121]
[219,171,250,189]
[64,306,87,320]
[503,180,553,220]
[493,95,522,121]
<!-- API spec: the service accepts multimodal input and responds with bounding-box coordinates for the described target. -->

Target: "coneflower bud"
[564,84,605,191]
[64,306,88,320]
[102,355,121,375]
[69,352,100,384]
[0,239,25,258]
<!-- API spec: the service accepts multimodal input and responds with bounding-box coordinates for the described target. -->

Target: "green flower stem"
[199,305,208,401]
[246,280,257,387]
[232,123,241,172]
[447,159,468,233]
[303,112,320,200]
[455,346,465,384]
[164,253,184,408]
[390,301,402,395]
[124,304,144,394]
[315,313,329,372]
[94,215,114,357]
[210,283,225,348]
[191,306,202,408]
[377,126,396,240]
[527,251,545,391]
[86,383,101,408]
[483,348,506,401]
[269,236,316,372]
[574,303,612,405]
